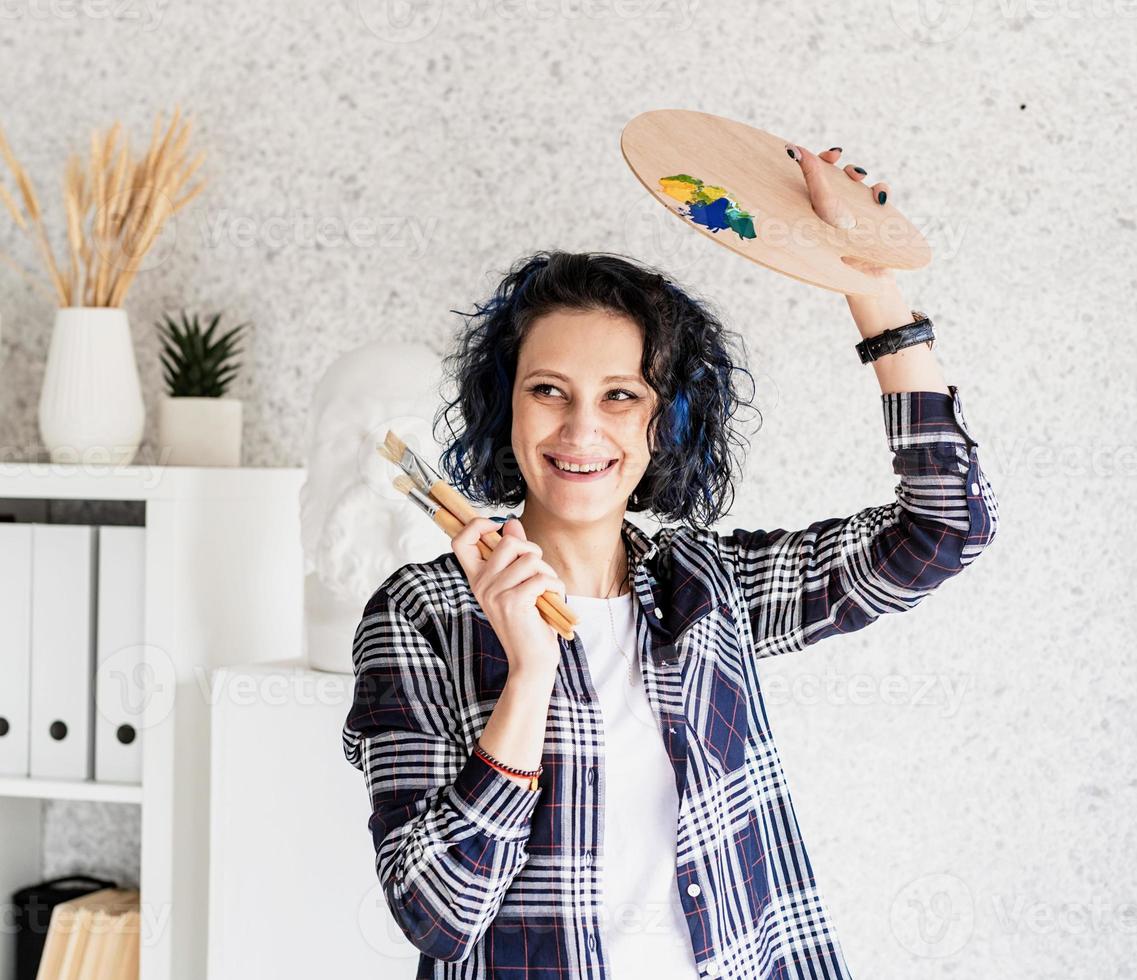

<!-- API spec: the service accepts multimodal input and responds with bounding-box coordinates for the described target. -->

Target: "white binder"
[0,524,33,776]
[29,523,98,780]
[94,525,147,784]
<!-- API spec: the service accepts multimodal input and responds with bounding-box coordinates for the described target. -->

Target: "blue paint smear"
[686,196,731,233]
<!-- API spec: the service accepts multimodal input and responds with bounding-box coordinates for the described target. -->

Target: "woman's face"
[511,307,657,522]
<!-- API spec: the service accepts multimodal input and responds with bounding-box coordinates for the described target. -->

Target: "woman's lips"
[543,454,617,482]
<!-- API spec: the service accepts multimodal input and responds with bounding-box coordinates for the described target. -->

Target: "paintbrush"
[381,431,578,641]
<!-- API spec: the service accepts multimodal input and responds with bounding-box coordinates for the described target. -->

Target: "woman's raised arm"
[716,384,999,657]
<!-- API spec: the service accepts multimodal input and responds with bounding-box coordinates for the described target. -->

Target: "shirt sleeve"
[714,384,999,656]
[342,583,542,963]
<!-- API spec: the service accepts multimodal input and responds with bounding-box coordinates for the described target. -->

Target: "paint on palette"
[658,174,756,240]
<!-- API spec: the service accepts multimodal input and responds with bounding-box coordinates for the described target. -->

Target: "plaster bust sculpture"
[300,341,446,673]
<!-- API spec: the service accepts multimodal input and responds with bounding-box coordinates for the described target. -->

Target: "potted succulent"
[155,310,248,466]
[0,109,206,464]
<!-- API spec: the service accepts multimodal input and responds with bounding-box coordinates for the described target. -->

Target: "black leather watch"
[855,311,935,364]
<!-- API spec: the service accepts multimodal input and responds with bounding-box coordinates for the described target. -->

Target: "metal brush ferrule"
[393,444,445,494]
[401,482,441,519]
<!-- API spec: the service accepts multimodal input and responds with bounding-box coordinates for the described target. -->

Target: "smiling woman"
[345,247,998,979]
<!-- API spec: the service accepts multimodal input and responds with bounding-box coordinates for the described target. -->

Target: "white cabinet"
[207,660,417,980]
[0,462,305,980]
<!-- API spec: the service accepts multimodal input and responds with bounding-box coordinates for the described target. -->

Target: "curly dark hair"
[432,250,761,529]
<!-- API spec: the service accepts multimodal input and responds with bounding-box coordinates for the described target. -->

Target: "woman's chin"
[531,488,626,522]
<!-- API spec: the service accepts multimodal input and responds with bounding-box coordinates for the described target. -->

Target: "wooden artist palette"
[620,108,932,295]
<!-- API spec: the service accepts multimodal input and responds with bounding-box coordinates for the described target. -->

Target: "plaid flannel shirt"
[343,384,999,979]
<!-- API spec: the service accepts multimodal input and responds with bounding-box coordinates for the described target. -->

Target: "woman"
[343,144,999,979]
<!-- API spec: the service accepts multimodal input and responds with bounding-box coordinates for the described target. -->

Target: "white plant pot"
[157,395,243,466]
[38,307,146,465]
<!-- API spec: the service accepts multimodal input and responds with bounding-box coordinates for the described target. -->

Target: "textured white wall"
[1,1,1133,976]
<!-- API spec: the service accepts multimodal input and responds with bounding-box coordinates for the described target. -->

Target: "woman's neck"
[517,505,629,599]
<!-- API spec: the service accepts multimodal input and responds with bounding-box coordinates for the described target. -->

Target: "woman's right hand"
[451,516,566,682]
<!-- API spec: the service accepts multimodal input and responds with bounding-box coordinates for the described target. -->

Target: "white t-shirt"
[563,590,700,978]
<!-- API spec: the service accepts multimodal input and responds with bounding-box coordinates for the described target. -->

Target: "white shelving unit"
[0,461,306,980]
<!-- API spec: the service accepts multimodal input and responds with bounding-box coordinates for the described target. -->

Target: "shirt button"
[585,849,594,865]
[653,607,664,619]
[970,481,980,495]
[686,882,701,897]
[588,932,596,952]
[587,767,596,785]
[704,959,720,976]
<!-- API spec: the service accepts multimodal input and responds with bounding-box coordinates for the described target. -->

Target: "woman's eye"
[607,389,636,401]
[529,383,563,397]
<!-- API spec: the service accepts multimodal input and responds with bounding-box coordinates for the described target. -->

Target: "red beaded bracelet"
[475,741,543,792]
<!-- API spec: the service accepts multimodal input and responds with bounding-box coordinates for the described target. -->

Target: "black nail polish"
[853,166,867,175]
[828,146,842,152]
[877,190,887,205]
[786,148,796,159]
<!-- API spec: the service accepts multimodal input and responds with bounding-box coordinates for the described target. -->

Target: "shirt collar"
[620,515,659,570]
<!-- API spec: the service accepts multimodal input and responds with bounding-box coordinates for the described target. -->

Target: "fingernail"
[828,146,842,153]
[853,166,867,175]
[877,190,887,205]
[785,144,801,162]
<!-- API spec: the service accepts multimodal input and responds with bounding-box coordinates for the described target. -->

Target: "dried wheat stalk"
[0,108,207,308]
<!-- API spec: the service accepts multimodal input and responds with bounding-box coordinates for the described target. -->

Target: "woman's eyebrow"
[521,369,644,384]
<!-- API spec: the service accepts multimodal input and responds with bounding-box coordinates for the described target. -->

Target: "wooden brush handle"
[429,482,580,629]
[432,507,576,642]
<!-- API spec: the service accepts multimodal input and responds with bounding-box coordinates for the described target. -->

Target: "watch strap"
[855,312,935,364]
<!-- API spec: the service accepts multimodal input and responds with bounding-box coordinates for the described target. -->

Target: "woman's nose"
[560,403,604,440]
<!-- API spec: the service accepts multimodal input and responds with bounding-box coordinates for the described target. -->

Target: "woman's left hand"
[785,143,894,283]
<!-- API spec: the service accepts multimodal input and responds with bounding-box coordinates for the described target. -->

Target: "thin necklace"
[603,541,636,685]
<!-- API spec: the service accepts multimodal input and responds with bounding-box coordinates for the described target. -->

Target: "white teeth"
[550,457,611,473]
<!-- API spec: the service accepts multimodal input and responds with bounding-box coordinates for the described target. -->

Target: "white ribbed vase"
[38,307,146,465]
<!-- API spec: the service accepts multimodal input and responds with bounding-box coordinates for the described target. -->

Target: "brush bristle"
[383,430,406,462]
[392,474,415,494]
